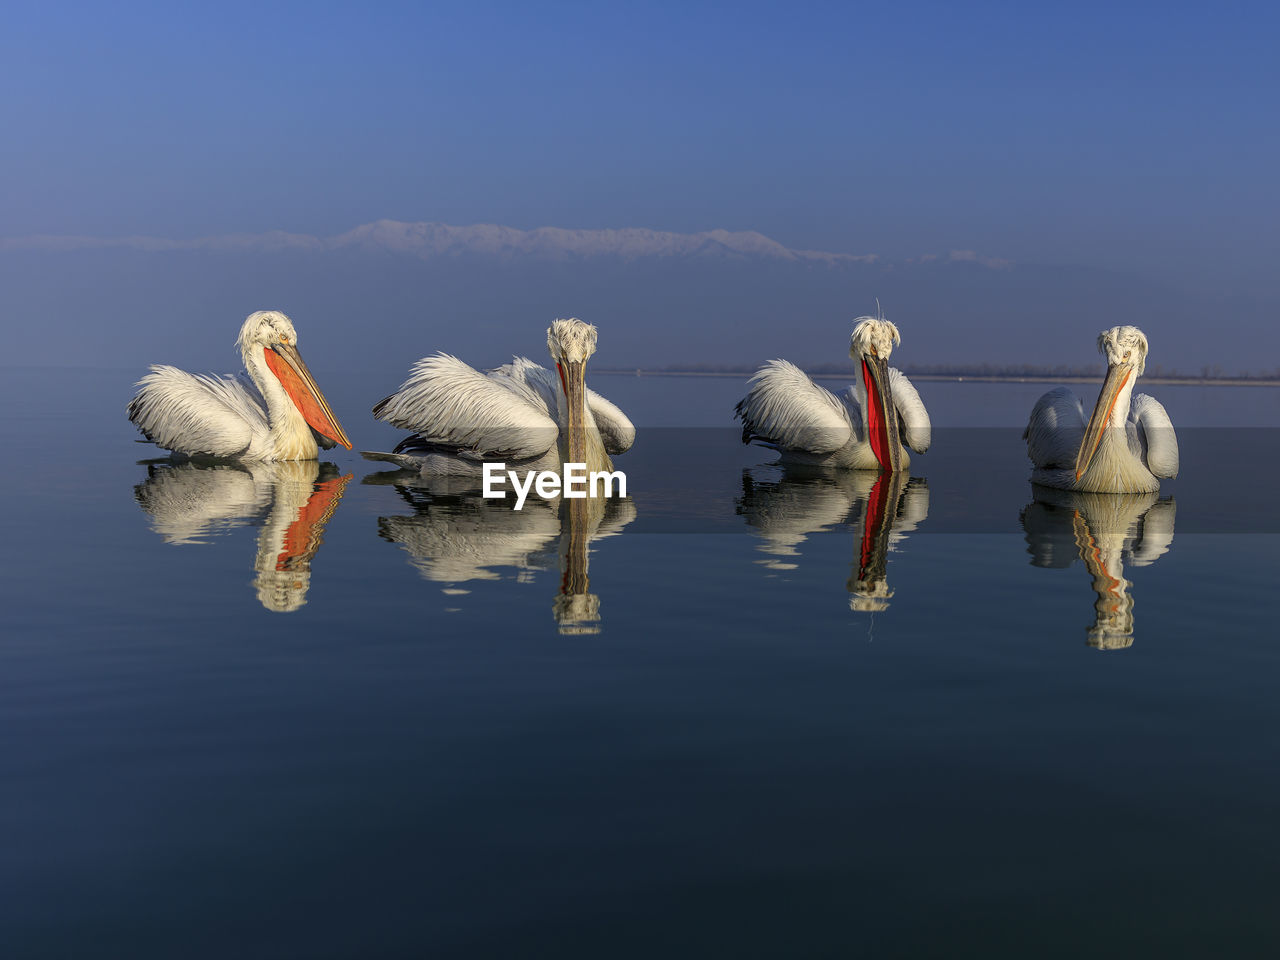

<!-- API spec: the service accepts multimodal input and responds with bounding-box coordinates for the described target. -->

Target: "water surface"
[2,368,1278,958]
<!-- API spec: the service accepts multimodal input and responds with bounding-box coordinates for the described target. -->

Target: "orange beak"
[264,343,352,450]
[1074,363,1131,480]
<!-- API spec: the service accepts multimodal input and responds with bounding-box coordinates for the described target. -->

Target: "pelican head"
[1075,325,1148,480]
[1097,325,1148,376]
[237,310,299,353]
[547,317,598,466]
[849,315,901,363]
[240,310,351,452]
[849,313,903,473]
[547,317,598,365]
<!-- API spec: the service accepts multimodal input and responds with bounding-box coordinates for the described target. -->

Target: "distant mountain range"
[1,218,932,265]
[0,220,1272,377]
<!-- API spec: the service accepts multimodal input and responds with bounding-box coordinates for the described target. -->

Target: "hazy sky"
[2,1,1277,298]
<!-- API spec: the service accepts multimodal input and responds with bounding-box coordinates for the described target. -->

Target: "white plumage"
[373,354,562,462]
[128,310,351,461]
[129,369,266,458]
[1025,326,1178,493]
[735,314,931,471]
[365,318,635,477]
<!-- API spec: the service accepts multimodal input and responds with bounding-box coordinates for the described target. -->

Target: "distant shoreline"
[594,369,1280,387]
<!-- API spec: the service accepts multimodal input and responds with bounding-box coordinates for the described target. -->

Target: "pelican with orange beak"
[1024,325,1178,493]
[734,313,931,471]
[127,310,352,460]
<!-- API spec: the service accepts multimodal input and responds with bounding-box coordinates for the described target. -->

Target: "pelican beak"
[263,343,353,450]
[1075,361,1132,480]
[861,351,901,473]
[557,358,588,465]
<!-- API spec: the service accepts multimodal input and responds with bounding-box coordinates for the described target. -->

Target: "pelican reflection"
[736,467,929,611]
[369,472,635,634]
[1020,485,1176,650]
[134,460,351,612]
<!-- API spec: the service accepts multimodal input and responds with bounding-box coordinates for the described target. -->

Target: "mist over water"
[4,245,1276,379]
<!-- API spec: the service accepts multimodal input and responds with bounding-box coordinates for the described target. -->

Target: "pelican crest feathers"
[850,316,901,361]
[548,318,598,363]
[1097,325,1148,376]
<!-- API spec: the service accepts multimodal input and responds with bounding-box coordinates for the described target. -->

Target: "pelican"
[363,317,635,478]
[127,310,351,460]
[1025,326,1178,493]
[734,313,931,471]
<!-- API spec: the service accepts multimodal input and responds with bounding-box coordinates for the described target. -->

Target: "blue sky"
[2,1,1277,298]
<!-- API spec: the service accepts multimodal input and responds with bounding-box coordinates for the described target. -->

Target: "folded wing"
[890,368,931,454]
[735,360,852,454]
[1024,387,1085,470]
[127,365,265,458]
[372,354,559,461]
[1128,393,1179,479]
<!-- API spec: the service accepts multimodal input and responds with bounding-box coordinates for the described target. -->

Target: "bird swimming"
[363,317,635,479]
[1024,325,1178,493]
[734,312,931,471]
[127,310,351,460]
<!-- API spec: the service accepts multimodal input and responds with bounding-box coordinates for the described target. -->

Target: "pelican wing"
[487,357,557,418]
[128,365,265,457]
[1128,393,1179,479]
[1024,387,1085,470]
[890,368,931,453]
[586,391,636,455]
[509,359,636,455]
[373,354,559,461]
[735,360,852,454]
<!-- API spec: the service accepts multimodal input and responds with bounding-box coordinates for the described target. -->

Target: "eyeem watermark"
[483,463,627,510]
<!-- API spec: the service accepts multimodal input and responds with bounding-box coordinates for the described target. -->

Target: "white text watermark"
[482,463,627,510]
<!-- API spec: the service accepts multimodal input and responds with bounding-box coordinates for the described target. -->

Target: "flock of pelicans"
[126,309,1181,644]
[127,308,1178,493]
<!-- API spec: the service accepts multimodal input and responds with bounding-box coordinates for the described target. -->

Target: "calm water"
[3,367,1279,958]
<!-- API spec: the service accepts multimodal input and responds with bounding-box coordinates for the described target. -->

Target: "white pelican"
[738,467,929,611]
[734,314,931,472]
[364,317,635,477]
[1024,325,1178,493]
[128,310,351,460]
[1021,486,1176,649]
[134,459,352,612]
